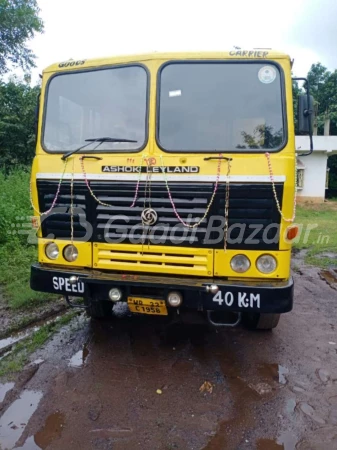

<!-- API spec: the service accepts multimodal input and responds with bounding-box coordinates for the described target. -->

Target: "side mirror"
[298,94,314,135]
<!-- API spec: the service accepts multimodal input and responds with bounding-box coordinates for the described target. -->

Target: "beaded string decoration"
[80,155,145,208]
[70,158,75,244]
[265,152,297,223]
[160,154,232,251]
[30,159,68,216]
[223,159,232,251]
[159,154,223,229]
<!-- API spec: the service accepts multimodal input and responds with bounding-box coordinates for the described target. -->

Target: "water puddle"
[14,435,40,449]
[0,390,43,449]
[320,269,337,287]
[0,328,36,353]
[0,382,14,402]
[258,363,289,385]
[68,343,89,368]
[257,432,298,450]
[34,411,65,449]
[0,313,68,356]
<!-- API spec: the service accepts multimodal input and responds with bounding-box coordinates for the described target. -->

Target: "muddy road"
[0,264,337,450]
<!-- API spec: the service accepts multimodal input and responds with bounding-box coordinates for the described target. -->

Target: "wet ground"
[0,264,337,450]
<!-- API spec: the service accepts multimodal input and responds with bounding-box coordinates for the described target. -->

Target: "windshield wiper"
[61,137,137,160]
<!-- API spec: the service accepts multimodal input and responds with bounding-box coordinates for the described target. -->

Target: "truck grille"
[37,180,283,250]
[93,244,212,276]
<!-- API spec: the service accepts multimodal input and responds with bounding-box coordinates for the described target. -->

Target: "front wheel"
[242,313,280,330]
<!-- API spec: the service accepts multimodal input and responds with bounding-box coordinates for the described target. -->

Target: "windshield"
[43,65,148,152]
[158,62,285,152]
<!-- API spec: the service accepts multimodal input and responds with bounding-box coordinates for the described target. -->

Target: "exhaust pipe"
[207,311,241,327]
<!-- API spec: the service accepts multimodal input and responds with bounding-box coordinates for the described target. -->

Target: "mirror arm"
[292,77,313,156]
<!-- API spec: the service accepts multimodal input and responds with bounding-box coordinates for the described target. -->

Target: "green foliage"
[0,169,56,308]
[0,168,31,244]
[0,78,40,168]
[292,78,302,133]
[0,0,43,75]
[294,201,337,268]
[307,62,337,135]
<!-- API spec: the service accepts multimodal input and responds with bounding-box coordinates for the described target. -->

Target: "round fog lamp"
[167,291,183,307]
[230,254,250,273]
[109,288,122,302]
[256,254,277,274]
[63,244,79,262]
[45,242,59,260]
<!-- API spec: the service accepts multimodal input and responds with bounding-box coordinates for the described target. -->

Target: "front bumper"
[30,263,294,314]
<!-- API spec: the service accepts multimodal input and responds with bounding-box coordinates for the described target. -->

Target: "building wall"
[297,151,328,202]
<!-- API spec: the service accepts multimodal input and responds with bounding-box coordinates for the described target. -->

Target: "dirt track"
[0,263,337,450]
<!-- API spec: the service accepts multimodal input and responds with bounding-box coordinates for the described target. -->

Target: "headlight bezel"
[45,242,59,260]
[256,254,277,274]
[230,254,251,273]
[63,244,79,262]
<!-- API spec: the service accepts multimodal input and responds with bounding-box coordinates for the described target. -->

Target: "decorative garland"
[159,154,226,229]
[80,155,145,208]
[30,159,68,216]
[70,158,75,244]
[265,152,297,223]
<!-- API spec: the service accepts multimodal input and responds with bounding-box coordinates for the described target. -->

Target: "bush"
[0,168,31,245]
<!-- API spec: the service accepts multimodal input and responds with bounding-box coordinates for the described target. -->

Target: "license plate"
[127,297,168,316]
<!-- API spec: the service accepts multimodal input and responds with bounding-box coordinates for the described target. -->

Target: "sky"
[27,0,337,83]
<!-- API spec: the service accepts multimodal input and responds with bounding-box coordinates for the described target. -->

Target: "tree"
[0,77,40,167]
[0,0,43,76]
[307,63,337,135]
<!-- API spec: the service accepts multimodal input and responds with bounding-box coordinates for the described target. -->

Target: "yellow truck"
[30,51,313,330]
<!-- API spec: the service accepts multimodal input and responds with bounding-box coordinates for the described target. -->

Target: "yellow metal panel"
[38,239,92,268]
[214,249,291,280]
[93,243,213,277]
[43,51,291,73]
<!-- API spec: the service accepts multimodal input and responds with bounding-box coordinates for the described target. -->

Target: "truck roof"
[43,50,291,73]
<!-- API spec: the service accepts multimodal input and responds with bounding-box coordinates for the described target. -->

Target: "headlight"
[63,244,78,262]
[256,254,277,274]
[230,255,250,273]
[45,242,59,260]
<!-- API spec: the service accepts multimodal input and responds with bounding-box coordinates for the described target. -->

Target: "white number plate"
[212,291,260,309]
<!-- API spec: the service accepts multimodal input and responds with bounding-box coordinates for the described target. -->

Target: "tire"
[86,300,113,320]
[242,312,280,330]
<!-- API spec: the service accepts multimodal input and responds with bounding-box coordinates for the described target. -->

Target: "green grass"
[294,200,337,267]
[0,312,76,377]
[0,169,57,309]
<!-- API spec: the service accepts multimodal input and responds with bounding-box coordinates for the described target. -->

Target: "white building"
[295,136,337,202]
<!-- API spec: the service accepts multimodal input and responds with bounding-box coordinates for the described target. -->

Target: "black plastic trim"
[156,59,288,154]
[41,63,150,155]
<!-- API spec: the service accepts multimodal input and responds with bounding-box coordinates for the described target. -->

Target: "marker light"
[286,225,299,241]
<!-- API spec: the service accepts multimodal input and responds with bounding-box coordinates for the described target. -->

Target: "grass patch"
[0,169,57,309]
[0,312,77,378]
[0,240,57,309]
[294,200,337,267]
